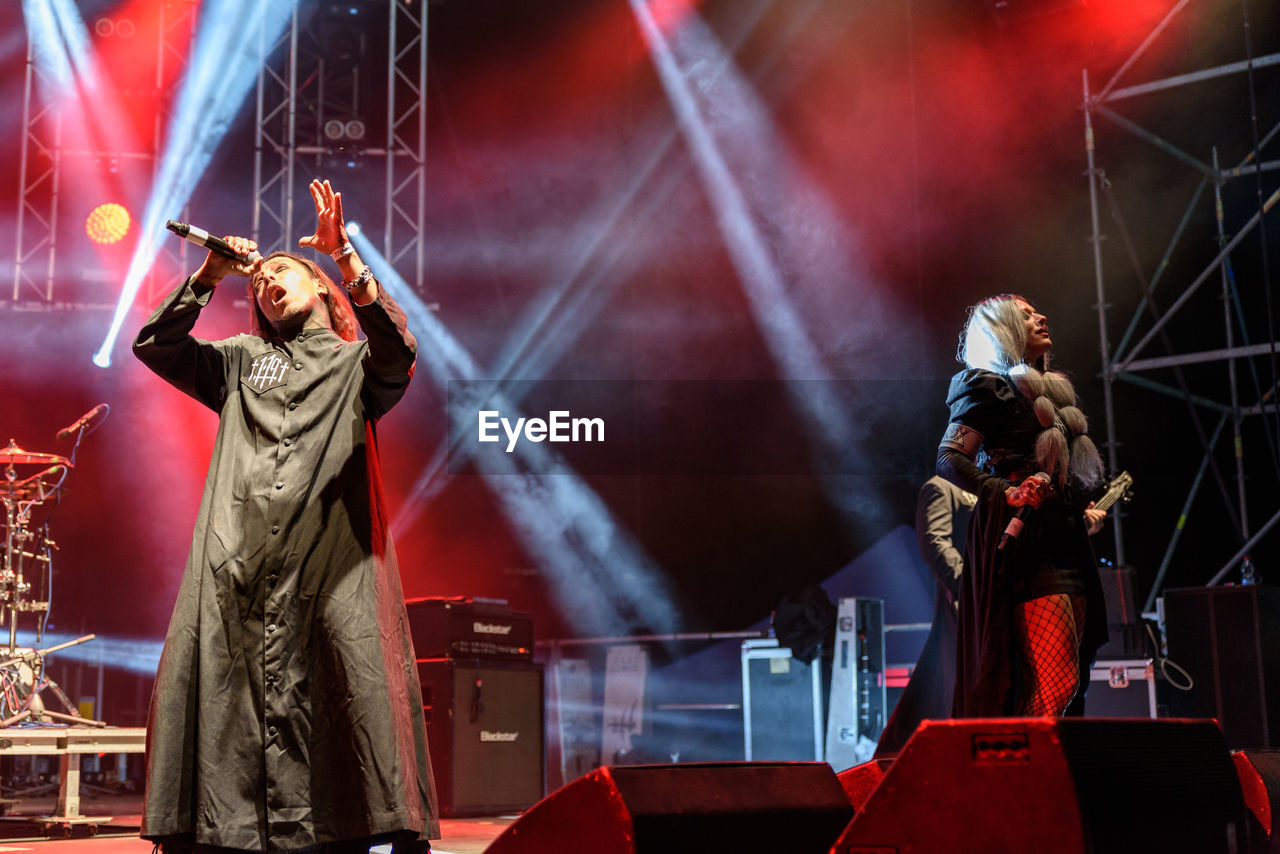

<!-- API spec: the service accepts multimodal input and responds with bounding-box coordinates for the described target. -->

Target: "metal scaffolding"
[13,32,61,302]
[1082,0,1280,609]
[253,0,428,289]
[12,3,195,305]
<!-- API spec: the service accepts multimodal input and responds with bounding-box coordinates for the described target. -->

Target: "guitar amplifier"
[418,658,545,816]
[406,596,534,661]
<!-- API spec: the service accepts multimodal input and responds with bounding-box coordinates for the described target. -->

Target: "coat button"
[275,481,284,490]
[288,402,298,411]
[271,525,280,534]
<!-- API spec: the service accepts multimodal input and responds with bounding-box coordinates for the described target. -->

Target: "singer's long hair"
[247,252,358,343]
[959,293,1047,374]
[958,294,1103,490]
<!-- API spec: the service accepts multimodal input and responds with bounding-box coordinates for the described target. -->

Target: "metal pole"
[1142,412,1229,612]
[285,10,299,250]
[1206,506,1280,587]
[1120,185,1280,368]
[418,1,428,290]
[1095,0,1191,103]
[252,4,267,241]
[1215,149,1249,540]
[14,36,34,301]
[385,3,396,264]
[46,115,61,302]
[1083,69,1125,563]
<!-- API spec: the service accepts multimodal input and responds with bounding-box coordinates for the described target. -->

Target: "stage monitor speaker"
[1164,585,1280,749]
[835,758,890,811]
[1235,750,1280,854]
[417,659,544,817]
[833,718,1247,854]
[484,762,854,854]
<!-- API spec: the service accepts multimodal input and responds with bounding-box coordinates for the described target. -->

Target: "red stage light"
[85,203,131,244]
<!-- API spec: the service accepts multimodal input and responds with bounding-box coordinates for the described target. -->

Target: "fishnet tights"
[1015,593,1087,716]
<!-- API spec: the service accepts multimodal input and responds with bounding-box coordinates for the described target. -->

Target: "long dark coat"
[133,277,439,852]
[943,369,1107,718]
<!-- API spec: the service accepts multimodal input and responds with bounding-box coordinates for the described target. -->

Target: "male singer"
[134,180,437,854]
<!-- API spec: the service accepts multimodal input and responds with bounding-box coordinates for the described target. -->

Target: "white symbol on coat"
[247,354,290,391]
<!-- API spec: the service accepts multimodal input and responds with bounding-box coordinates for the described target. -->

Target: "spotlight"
[85,203,131,244]
[346,221,361,236]
[322,118,368,142]
[92,17,134,38]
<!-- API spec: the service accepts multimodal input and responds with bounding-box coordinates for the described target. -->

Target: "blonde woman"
[938,295,1108,718]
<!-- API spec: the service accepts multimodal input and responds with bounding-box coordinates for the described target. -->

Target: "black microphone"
[166,220,261,264]
[998,472,1050,552]
[56,404,110,441]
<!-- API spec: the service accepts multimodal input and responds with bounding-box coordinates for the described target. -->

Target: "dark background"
[0,0,1277,710]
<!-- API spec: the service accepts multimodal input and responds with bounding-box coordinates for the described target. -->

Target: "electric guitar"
[1093,470,1134,514]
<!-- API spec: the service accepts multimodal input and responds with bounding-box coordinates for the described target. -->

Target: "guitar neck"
[1093,472,1132,514]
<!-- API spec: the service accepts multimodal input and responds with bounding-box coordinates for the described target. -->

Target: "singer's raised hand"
[194,235,260,288]
[298,178,347,256]
[299,178,377,305]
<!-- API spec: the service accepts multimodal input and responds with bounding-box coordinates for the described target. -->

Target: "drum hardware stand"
[0,430,128,836]
[0,636,104,728]
[0,440,103,729]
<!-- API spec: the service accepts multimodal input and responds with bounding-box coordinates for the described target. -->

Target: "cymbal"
[0,484,39,502]
[0,441,70,468]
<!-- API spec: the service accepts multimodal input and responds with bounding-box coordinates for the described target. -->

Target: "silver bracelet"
[341,266,373,291]
[330,242,355,261]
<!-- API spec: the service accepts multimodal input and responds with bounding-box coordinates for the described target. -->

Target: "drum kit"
[0,435,102,728]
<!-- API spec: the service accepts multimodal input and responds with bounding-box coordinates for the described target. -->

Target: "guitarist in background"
[874,476,975,758]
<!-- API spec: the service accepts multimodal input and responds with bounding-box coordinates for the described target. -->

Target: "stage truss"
[11,1,428,305]
[253,0,428,291]
[1082,0,1280,607]
[12,2,195,306]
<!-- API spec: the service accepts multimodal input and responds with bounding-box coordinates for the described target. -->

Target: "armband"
[939,422,984,457]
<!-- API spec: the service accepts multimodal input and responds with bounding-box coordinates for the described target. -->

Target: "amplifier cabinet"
[741,639,824,761]
[406,597,534,660]
[418,658,545,816]
[1164,585,1280,749]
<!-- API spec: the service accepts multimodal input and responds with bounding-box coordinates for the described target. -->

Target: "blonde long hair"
[959,294,1103,490]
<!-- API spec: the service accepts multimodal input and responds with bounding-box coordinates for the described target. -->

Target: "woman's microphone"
[166,220,261,264]
[999,472,1051,551]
